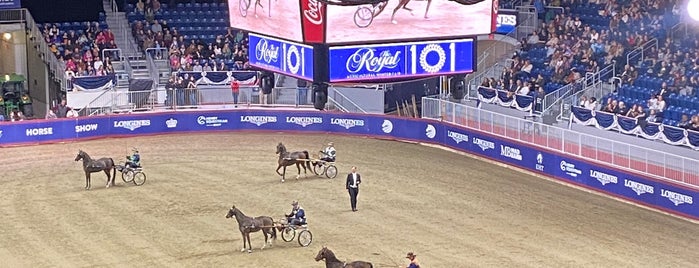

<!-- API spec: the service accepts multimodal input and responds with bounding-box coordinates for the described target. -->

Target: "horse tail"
[303,151,311,170]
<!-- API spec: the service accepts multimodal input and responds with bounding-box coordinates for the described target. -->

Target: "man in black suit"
[346,166,361,212]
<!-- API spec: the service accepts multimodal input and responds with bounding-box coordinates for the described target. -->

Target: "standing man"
[231,79,240,108]
[345,166,361,212]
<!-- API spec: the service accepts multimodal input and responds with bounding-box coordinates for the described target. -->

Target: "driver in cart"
[286,200,307,227]
[318,142,336,166]
[125,147,141,169]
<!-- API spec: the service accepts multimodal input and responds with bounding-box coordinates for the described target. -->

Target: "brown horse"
[225,206,277,253]
[74,150,116,190]
[275,142,312,183]
[315,247,374,268]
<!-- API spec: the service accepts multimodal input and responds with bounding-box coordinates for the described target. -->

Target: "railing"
[328,86,368,113]
[626,38,658,67]
[421,97,699,188]
[542,64,615,117]
[669,22,687,41]
[102,48,123,63]
[466,61,510,100]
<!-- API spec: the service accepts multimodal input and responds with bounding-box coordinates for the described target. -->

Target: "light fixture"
[689,0,699,22]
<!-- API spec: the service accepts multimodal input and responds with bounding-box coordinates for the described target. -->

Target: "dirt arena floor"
[1,133,699,267]
[326,0,492,43]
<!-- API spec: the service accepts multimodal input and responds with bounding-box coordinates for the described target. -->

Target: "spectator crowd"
[41,22,119,79]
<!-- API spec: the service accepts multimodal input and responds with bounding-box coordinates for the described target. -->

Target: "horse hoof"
[392,20,398,24]
[247,250,252,253]
[241,248,246,252]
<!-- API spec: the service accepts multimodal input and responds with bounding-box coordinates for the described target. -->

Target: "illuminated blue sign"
[0,0,20,9]
[328,39,475,82]
[495,10,518,34]
[248,33,314,81]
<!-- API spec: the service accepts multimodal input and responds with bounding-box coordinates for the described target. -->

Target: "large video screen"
[248,33,315,81]
[228,0,304,43]
[328,38,475,82]
[325,0,494,44]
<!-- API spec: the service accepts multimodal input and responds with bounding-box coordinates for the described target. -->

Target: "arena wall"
[1,109,697,220]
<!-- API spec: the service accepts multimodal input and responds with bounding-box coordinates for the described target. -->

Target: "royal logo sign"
[347,48,401,74]
[255,38,280,64]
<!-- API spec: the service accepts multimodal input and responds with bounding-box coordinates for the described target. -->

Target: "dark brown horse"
[275,142,312,183]
[315,247,374,268]
[225,206,277,253]
[74,150,116,190]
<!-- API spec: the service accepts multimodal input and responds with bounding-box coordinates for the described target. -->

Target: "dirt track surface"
[1,133,698,267]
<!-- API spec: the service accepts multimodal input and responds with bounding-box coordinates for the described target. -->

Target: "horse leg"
[424,0,432,19]
[241,231,247,252]
[104,169,111,188]
[276,164,283,176]
[246,232,253,253]
[261,231,268,249]
[281,166,287,183]
[85,173,90,190]
[391,0,410,23]
[402,0,415,15]
[295,163,301,180]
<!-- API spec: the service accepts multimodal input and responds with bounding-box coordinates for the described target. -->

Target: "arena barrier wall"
[1,110,697,220]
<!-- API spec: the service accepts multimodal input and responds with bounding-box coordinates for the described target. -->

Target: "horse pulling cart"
[116,163,147,186]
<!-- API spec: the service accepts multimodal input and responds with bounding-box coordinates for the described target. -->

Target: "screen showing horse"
[228,0,305,43]
[324,0,496,44]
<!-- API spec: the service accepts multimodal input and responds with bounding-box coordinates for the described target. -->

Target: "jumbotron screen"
[229,0,304,42]
[323,0,496,44]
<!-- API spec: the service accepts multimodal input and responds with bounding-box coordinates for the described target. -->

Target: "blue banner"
[248,33,314,81]
[0,110,697,220]
[495,10,518,34]
[0,0,20,9]
[328,39,475,82]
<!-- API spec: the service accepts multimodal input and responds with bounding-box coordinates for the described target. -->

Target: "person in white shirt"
[517,82,530,95]
[345,166,361,212]
[320,142,336,163]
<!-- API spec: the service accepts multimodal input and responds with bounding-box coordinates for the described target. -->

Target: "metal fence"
[421,97,699,188]
[626,39,658,67]
[77,86,315,115]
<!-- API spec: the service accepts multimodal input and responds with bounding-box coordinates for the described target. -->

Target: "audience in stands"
[41,22,118,79]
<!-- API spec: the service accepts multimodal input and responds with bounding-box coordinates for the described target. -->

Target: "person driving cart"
[125,147,141,169]
[286,201,306,226]
[319,142,336,163]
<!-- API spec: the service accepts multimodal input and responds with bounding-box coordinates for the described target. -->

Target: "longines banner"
[1,109,697,220]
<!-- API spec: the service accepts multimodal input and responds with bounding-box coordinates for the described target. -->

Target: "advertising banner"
[328,39,475,82]
[0,0,20,9]
[248,33,315,81]
[0,110,697,219]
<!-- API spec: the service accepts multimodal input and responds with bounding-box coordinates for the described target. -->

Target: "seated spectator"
[66,108,79,118]
[45,109,58,119]
[689,115,699,131]
[579,96,590,108]
[646,110,660,123]
[10,108,25,122]
[616,101,628,116]
[678,114,692,129]
[626,104,640,118]
[585,97,598,110]
[601,98,616,113]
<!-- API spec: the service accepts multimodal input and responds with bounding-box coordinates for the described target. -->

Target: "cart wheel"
[281,226,295,242]
[239,0,250,17]
[353,7,373,28]
[325,165,338,179]
[297,230,312,247]
[133,172,147,186]
[122,170,134,183]
[313,163,324,176]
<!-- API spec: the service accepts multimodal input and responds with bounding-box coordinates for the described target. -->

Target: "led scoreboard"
[248,33,315,81]
[327,38,475,82]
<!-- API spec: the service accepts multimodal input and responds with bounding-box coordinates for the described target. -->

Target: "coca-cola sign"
[346,48,401,74]
[255,38,280,64]
[301,0,326,43]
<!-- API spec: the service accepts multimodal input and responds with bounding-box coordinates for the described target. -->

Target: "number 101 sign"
[328,38,475,82]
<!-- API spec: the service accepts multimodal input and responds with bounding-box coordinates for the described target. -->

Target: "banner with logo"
[0,0,21,9]
[0,109,697,219]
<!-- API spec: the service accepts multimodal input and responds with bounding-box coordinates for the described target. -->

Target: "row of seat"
[127,10,230,21]
[606,94,694,127]
[40,21,109,32]
[124,2,228,13]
